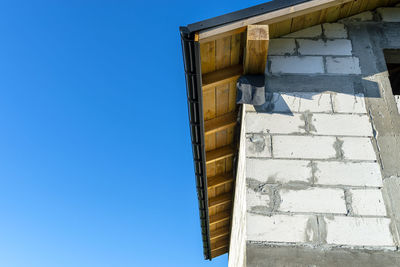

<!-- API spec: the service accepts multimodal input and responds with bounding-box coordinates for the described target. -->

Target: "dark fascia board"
[186,0,312,33]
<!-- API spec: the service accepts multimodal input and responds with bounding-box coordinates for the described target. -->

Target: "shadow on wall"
[237,71,386,116]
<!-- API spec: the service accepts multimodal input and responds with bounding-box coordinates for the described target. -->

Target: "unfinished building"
[180,0,400,266]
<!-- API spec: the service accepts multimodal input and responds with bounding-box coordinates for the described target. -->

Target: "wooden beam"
[206,145,235,164]
[211,237,230,258]
[204,112,237,135]
[202,65,243,90]
[198,0,354,40]
[209,193,232,208]
[243,25,269,75]
[209,210,231,226]
[210,226,230,241]
[208,172,234,189]
[211,246,229,258]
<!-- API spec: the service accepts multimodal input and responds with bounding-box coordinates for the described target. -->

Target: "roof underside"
[181,0,400,260]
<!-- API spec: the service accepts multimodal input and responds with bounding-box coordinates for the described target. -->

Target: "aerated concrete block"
[269,39,296,55]
[247,187,270,211]
[324,216,395,247]
[298,39,352,56]
[341,137,376,161]
[246,159,311,184]
[332,93,367,114]
[297,93,332,112]
[246,133,272,158]
[323,23,348,39]
[246,112,305,134]
[315,161,382,187]
[247,213,317,243]
[279,187,347,214]
[266,92,332,113]
[269,56,324,74]
[310,113,373,136]
[326,57,361,74]
[272,135,337,159]
[268,93,301,113]
[349,189,387,216]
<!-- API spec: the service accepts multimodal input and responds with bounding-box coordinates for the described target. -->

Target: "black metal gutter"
[186,0,312,33]
[180,26,211,260]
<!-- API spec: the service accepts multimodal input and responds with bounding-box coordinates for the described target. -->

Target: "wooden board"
[244,25,269,75]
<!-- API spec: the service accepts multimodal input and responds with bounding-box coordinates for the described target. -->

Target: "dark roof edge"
[180,26,212,260]
[186,0,312,33]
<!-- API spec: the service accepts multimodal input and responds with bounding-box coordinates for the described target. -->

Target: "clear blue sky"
[0,1,265,266]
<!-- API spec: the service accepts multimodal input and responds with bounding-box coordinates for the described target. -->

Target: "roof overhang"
[180,0,400,260]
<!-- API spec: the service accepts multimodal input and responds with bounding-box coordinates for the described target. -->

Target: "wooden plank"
[198,0,354,40]
[215,157,226,175]
[203,87,216,120]
[210,226,230,241]
[211,236,229,252]
[208,181,231,198]
[211,245,229,258]
[359,0,370,12]
[206,145,234,164]
[230,33,243,66]
[291,15,306,33]
[339,2,354,19]
[208,193,232,208]
[208,202,230,217]
[204,112,237,134]
[215,36,231,70]
[209,210,231,226]
[303,10,322,28]
[325,4,341,22]
[205,132,216,152]
[348,0,364,16]
[206,161,216,177]
[216,83,230,116]
[367,0,380,11]
[271,19,293,37]
[202,65,243,90]
[208,172,234,189]
[200,41,215,74]
[215,202,231,217]
[268,22,278,39]
[208,184,216,200]
[243,25,269,75]
[317,7,328,23]
[228,81,237,112]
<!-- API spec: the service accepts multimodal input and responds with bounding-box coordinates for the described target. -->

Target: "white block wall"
[268,23,363,75]
[244,14,399,252]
